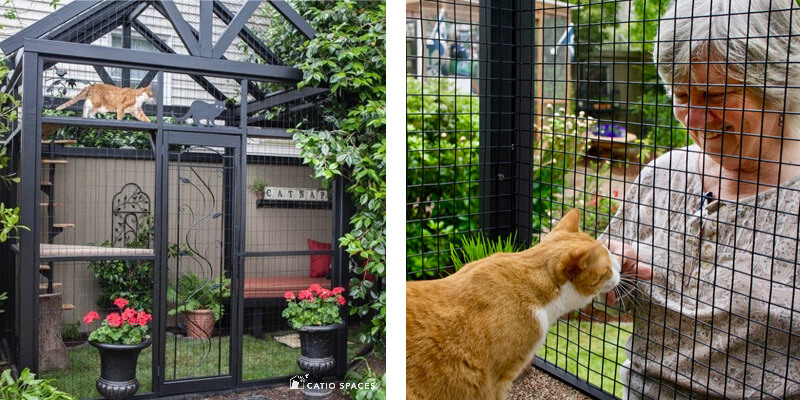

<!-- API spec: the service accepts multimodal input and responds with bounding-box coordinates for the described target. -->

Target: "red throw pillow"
[307,239,332,278]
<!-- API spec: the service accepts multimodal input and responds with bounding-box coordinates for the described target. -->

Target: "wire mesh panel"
[406,0,484,279]
[408,0,800,399]
[240,137,339,382]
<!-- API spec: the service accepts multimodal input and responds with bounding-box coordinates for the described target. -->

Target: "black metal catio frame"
[409,0,800,399]
[0,1,353,397]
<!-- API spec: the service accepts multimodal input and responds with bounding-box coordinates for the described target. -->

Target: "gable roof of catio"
[0,0,322,112]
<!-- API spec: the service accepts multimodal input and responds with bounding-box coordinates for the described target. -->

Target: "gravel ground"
[507,365,591,400]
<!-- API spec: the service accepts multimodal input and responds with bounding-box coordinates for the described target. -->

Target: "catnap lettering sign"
[264,187,328,202]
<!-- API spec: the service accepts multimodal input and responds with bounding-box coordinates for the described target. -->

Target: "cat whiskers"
[613,273,643,311]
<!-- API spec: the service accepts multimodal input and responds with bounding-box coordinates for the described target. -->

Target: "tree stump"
[39,293,69,372]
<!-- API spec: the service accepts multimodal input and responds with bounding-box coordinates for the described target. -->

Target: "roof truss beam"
[93,65,116,85]
[268,1,316,40]
[153,1,201,56]
[133,13,267,101]
[213,1,284,65]
[212,0,260,59]
[25,39,302,83]
[130,20,227,101]
[243,86,327,114]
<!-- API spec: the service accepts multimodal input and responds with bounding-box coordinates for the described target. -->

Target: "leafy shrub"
[0,368,77,400]
[532,106,594,231]
[167,272,231,321]
[449,233,525,271]
[406,77,480,278]
[88,216,153,312]
[259,0,386,352]
[344,357,386,400]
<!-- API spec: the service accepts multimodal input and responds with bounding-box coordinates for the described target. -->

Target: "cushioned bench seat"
[243,276,331,299]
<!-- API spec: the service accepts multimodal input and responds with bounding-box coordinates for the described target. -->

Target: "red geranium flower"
[320,289,332,299]
[331,287,345,295]
[308,283,323,294]
[298,289,313,300]
[83,311,100,324]
[284,291,295,300]
[337,296,346,305]
[136,311,152,327]
[106,312,123,328]
[113,297,129,309]
[121,308,137,323]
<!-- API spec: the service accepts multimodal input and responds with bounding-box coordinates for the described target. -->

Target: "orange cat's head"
[140,85,154,103]
[543,209,621,298]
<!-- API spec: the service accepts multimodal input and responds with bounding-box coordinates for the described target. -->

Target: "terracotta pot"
[256,190,265,200]
[184,309,215,339]
[90,338,151,400]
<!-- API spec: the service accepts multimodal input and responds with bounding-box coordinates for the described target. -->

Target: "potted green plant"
[283,284,347,398]
[83,297,152,400]
[167,272,231,339]
[248,179,267,200]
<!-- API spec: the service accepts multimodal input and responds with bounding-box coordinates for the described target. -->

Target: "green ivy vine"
[258,1,386,353]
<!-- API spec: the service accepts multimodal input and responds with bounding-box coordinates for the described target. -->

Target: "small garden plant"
[83,297,152,345]
[283,284,347,329]
[167,272,231,321]
[247,179,266,195]
[0,368,76,400]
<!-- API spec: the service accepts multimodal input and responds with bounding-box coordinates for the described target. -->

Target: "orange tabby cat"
[56,83,154,122]
[406,209,621,400]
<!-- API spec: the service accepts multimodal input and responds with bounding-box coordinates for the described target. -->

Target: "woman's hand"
[605,240,652,305]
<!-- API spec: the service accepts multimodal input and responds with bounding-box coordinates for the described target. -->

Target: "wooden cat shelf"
[13,243,154,260]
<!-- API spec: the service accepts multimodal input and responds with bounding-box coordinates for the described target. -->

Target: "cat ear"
[552,208,581,233]
[570,242,602,264]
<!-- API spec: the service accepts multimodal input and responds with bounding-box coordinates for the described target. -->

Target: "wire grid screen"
[239,73,338,381]
[241,145,335,382]
[406,0,484,279]
[37,261,154,399]
[409,0,800,399]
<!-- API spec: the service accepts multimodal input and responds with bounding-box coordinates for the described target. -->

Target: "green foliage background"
[406,78,480,278]
[258,1,386,354]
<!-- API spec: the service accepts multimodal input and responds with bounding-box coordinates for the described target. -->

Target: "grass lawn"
[41,330,364,399]
[536,320,633,399]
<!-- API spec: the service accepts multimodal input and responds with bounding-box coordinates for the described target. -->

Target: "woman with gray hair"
[601,0,800,398]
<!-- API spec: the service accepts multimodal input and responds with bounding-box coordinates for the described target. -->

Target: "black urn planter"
[296,324,343,399]
[89,338,152,400]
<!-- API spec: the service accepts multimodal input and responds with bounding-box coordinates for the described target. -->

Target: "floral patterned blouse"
[600,145,800,400]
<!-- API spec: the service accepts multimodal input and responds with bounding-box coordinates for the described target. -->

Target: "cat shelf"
[12,243,155,260]
[256,199,331,209]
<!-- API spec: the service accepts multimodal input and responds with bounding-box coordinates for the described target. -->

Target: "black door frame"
[155,130,242,395]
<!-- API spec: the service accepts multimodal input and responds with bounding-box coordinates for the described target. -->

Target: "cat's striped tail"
[54,86,89,111]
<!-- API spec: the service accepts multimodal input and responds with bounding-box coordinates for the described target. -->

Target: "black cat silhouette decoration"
[174,100,226,127]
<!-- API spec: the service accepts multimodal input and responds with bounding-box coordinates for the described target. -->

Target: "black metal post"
[18,51,42,372]
[232,78,249,385]
[331,176,353,379]
[479,0,516,241]
[514,0,536,247]
[478,0,535,247]
[122,18,131,87]
[153,71,167,393]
